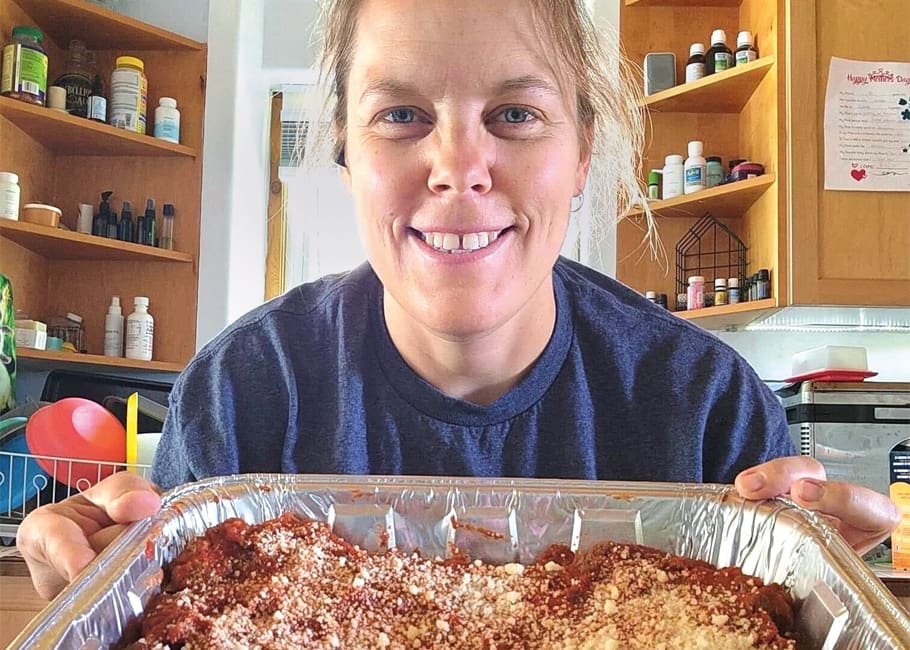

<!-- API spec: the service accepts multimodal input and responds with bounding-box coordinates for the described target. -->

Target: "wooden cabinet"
[617,0,909,329]
[0,0,205,370]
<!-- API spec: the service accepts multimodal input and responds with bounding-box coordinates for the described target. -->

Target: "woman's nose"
[426,127,494,196]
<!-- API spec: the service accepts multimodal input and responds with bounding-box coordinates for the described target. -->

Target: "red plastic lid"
[783,369,878,384]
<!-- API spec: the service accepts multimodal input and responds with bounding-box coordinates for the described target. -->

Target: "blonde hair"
[315,0,658,264]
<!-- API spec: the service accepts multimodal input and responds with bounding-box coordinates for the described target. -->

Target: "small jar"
[645,290,658,303]
[1,26,48,106]
[647,169,661,200]
[154,96,181,143]
[687,276,705,310]
[706,156,724,188]
[714,278,727,306]
[656,293,668,309]
[0,171,20,220]
[728,277,740,304]
[756,269,771,300]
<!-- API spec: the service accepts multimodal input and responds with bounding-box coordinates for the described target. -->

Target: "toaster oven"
[776,381,910,497]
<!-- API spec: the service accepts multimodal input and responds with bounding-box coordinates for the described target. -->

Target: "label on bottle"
[110,67,148,134]
[735,49,758,66]
[715,52,733,72]
[87,95,107,122]
[154,116,180,143]
[1,43,48,101]
[125,317,154,360]
[685,62,704,83]
[104,321,123,357]
[648,184,659,200]
[685,165,705,184]
[54,72,92,117]
[0,184,19,219]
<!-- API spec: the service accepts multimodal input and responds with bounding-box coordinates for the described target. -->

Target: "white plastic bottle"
[125,296,154,361]
[662,154,684,200]
[154,97,181,144]
[103,296,124,357]
[684,140,706,194]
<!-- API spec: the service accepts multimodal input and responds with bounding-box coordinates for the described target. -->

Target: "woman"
[18,0,898,601]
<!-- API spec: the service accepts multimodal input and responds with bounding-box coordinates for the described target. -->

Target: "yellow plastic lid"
[115,55,144,72]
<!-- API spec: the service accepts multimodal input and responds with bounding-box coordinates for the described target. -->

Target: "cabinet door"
[787,0,910,306]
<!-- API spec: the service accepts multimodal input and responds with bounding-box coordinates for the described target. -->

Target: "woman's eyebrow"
[358,75,562,103]
[498,75,561,97]
[359,78,417,103]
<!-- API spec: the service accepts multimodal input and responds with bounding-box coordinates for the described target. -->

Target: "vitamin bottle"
[685,43,705,83]
[735,31,758,66]
[87,72,107,123]
[154,97,181,143]
[647,170,660,200]
[705,29,733,75]
[684,141,706,194]
[110,56,148,134]
[53,40,92,117]
[125,297,154,361]
[0,172,20,220]
[714,278,727,306]
[1,26,48,105]
[687,276,705,310]
[728,277,741,304]
[662,154,684,200]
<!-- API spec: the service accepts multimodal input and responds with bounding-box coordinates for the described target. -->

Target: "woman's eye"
[383,108,417,123]
[499,107,534,123]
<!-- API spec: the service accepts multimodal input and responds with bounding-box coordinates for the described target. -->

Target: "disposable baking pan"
[10,474,910,648]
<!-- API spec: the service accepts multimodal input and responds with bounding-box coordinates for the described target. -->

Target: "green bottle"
[0,274,15,414]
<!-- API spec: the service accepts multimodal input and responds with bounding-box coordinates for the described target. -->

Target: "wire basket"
[675,213,747,310]
[0,450,151,540]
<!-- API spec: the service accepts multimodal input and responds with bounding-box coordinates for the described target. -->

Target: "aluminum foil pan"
[11,475,910,649]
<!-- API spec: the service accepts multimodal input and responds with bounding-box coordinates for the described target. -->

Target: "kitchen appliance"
[777,381,910,497]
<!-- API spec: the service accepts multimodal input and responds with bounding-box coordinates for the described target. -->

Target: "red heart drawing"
[851,169,867,181]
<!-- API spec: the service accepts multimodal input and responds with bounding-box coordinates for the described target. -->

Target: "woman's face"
[342,0,590,340]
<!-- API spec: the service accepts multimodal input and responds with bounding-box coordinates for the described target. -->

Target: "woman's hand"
[16,472,162,600]
[735,456,900,556]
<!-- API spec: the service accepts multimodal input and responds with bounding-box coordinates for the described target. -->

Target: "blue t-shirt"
[152,259,794,490]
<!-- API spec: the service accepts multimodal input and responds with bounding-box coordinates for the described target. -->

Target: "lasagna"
[121,512,797,649]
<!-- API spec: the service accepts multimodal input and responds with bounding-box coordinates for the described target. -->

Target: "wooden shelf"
[11,0,205,51]
[16,348,184,373]
[626,0,742,7]
[626,174,774,220]
[0,96,198,158]
[673,298,778,330]
[644,57,775,113]
[0,219,194,262]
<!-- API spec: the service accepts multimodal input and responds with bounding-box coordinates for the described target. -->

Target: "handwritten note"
[824,57,910,192]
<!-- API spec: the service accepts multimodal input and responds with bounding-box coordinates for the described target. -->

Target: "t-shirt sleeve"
[700,352,796,484]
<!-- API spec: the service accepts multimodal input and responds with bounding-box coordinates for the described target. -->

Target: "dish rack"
[0,449,151,539]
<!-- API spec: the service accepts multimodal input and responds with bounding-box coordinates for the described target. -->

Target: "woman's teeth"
[422,230,500,254]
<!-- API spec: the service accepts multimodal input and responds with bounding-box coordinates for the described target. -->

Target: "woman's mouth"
[411,228,512,254]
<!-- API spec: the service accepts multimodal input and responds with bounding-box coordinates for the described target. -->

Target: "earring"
[570,191,585,213]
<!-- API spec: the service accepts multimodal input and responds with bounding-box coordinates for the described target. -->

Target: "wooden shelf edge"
[17,348,184,373]
[626,0,743,6]
[642,56,774,111]
[0,96,198,158]
[673,298,779,330]
[0,220,194,263]
[625,174,775,219]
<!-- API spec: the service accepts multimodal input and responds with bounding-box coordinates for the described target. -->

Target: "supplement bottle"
[685,43,705,83]
[647,170,661,200]
[0,172,20,220]
[1,26,48,105]
[687,276,705,310]
[684,141,706,194]
[727,277,741,304]
[706,156,724,188]
[125,297,154,361]
[735,31,758,66]
[705,29,733,75]
[714,278,727,306]
[110,56,148,134]
[154,97,181,143]
[87,73,107,122]
[662,154,684,200]
[53,40,92,117]
[103,296,124,357]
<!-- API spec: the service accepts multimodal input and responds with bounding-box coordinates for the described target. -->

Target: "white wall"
[116,0,209,42]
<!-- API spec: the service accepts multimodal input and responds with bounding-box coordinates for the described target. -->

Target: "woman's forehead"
[348,0,569,99]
